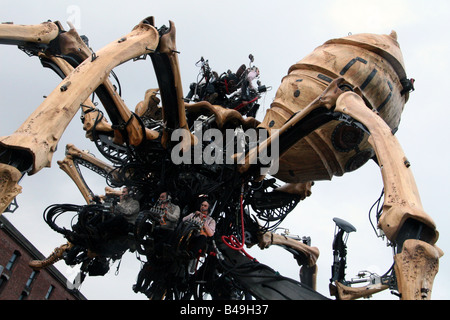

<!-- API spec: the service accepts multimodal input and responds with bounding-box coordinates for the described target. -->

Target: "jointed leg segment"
[0,19,160,214]
[335,91,442,299]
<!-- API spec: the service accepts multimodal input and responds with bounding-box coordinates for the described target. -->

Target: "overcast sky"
[1,0,449,300]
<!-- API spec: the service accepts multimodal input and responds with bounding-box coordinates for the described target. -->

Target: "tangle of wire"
[368,188,385,237]
[43,203,82,236]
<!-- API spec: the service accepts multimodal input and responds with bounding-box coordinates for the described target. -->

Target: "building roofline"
[0,215,87,300]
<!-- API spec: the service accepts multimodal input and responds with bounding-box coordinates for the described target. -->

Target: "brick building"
[0,215,86,300]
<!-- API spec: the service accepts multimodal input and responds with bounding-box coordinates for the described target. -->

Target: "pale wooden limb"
[258,232,320,267]
[135,88,162,120]
[335,92,438,243]
[38,53,114,139]
[335,91,442,299]
[65,143,117,179]
[104,186,122,198]
[0,21,159,175]
[258,231,320,290]
[29,242,73,270]
[57,144,117,204]
[0,164,22,214]
[57,156,92,204]
[330,281,389,300]
[153,21,196,151]
[275,181,313,200]
[394,239,443,300]
[0,21,59,45]
[300,264,318,291]
[185,101,261,130]
[157,21,187,130]
[40,22,156,145]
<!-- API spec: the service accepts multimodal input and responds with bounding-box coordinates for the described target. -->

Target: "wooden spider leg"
[335,91,442,300]
[39,53,114,139]
[0,21,59,46]
[29,242,73,271]
[0,164,22,213]
[330,281,389,300]
[38,21,157,145]
[0,20,128,141]
[147,20,196,152]
[258,231,320,290]
[57,144,118,204]
[0,20,159,214]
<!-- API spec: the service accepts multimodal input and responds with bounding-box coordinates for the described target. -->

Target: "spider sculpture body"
[0,17,442,300]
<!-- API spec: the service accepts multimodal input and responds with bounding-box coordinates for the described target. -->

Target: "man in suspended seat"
[96,186,140,238]
[150,191,181,256]
[182,200,216,257]
[114,186,141,225]
[155,191,181,231]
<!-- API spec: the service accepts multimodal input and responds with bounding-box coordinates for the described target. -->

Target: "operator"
[96,186,140,239]
[155,191,181,231]
[114,186,140,225]
[182,200,216,256]
[151,192,181,255]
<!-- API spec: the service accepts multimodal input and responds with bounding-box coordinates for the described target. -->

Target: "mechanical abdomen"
[260,31,409,183]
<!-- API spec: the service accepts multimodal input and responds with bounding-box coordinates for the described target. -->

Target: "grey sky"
[1,0,449,300]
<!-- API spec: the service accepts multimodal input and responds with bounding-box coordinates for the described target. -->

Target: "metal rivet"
[404,160,411,168]
[60,81,71,92]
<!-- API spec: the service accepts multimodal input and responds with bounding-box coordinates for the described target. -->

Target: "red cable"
[221,187,256,261]
[234,96,258,111]
[224,79,229,94]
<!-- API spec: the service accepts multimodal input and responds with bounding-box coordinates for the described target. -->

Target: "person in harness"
[182,199,216,257]
[155,191,181,231]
